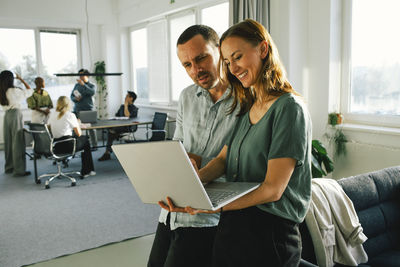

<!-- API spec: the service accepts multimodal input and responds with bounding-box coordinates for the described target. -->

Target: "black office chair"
[27,123,80,189]
[126,112,168,142]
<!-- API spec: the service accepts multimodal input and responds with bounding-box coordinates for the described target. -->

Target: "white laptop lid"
[79,110,97,123]
[112,141,259,210]
[113,141,215,210]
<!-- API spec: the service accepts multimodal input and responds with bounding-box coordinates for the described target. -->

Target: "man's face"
[177,34,220,90]
[79,73,89,83]
[125,94,133,104]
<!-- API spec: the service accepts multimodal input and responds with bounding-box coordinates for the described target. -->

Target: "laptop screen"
[79,111,97,123]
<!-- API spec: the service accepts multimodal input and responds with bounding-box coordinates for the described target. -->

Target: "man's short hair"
[78,69,90,75]
[127,91,137,101]
[177,25,219,47]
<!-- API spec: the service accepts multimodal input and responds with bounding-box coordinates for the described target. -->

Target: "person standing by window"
[148,25,239,267]
[0,70,32,176]
[70,68,97,148]
[27,77,53,123]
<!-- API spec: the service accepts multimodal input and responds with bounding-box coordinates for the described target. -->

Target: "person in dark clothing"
[70,68,97,147]
[98,91,139,161]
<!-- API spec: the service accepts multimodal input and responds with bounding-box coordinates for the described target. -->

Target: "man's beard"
[196,71,217,90]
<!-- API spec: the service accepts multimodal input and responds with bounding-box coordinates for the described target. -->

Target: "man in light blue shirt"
[147,25,238,267]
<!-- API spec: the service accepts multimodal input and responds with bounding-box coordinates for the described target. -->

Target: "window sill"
[335,123,400,149]
[136,103,178,112]
[340,123,400,136]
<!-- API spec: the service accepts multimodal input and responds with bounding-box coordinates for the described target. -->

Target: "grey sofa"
[300,166,400,267]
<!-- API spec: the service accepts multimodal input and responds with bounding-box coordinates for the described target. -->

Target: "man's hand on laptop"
[187,153,202,169]
[158,197,221,215]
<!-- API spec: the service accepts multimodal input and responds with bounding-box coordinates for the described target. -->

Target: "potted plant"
[94,61,108,119]
[311,139,334,177]
[326,112,348,159]
[328,112,343,126]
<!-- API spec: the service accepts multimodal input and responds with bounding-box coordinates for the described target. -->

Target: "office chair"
[126,112,168,142]
[27,123,80,189]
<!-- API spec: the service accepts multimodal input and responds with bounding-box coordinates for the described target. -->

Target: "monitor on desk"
[78,110,98,123]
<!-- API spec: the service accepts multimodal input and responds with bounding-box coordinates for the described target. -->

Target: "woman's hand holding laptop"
[158,196,222,215]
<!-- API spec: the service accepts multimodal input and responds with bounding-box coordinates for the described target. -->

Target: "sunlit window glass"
[350,0,400,115]
[169,13,195,101]
[40,30,79,101]
[131,28,148,99]
[0,28,36,87]
[201,2,229,37]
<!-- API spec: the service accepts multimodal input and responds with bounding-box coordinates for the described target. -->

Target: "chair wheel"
[35,179,41,184]
[71,182,76,187]
[45,184,50,189]
[79,175,84,179]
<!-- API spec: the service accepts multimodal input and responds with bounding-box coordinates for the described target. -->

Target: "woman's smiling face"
[220,36,267,88]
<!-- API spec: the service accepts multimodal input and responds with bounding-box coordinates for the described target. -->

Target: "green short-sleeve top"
[226,93,312,223]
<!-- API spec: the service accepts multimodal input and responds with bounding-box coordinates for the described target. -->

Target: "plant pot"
[328,113,343,126]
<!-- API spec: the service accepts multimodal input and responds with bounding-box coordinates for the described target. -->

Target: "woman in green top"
[27,77,53,123]
[161,19,312,266]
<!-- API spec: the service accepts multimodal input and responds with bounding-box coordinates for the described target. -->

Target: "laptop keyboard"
[207,189,238,207]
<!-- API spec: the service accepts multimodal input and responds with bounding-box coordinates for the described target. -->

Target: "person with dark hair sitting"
[98,91,138,161]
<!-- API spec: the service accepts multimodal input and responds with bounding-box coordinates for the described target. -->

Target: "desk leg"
[34,155,40,184]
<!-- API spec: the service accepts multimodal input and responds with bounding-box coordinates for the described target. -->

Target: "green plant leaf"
[311,139,334,177]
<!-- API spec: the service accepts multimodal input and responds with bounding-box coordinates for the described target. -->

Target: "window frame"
[340,0,400,128]
[0,26,82,106]
[129,23,149,103]
[38,28,82,75]
[167,9,196,104]
[129,0,229,106]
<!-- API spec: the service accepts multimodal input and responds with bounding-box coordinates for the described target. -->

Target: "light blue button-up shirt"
[159,84,238,230]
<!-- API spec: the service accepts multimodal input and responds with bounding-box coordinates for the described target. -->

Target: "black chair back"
[150,112,167,141]
[28,123,53,156]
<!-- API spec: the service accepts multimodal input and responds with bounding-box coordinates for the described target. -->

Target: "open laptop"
[78,110,98,123]
[112,141,259,210]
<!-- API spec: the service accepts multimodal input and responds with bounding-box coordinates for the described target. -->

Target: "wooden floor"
[28,234,155,267]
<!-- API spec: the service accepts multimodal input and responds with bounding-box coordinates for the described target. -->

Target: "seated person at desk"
[98,91,138,161]
[48,96,96,178]
[27,77,53,123]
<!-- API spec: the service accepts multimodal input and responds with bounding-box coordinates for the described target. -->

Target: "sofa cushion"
[337,166,400,265]
[368,249,400,267]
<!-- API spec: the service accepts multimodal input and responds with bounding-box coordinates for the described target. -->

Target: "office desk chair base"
[39,162,79,189]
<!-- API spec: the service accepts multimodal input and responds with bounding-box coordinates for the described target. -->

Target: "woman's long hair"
[219,19,297,116]
[56,96,71,119]
[0,70,15,106]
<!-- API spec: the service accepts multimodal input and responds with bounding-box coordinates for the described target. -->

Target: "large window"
[201,2,229,37]
[342,0,400,126]
[0,28,36,87]
[130,28,148,99]
[130,1,229,104]
[169,12,196,101]
[40,30,79,101]
[0,27,80,104]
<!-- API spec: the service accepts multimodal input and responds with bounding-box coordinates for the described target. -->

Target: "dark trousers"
[105,126,136,152]
[148,219,217,267]
[213,206,301,267]
[54,135,94,175]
